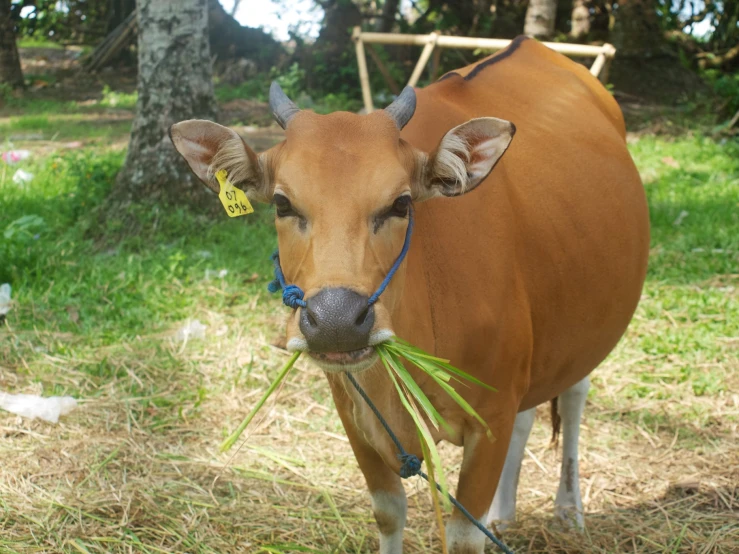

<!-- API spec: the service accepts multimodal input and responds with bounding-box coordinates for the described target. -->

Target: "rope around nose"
[268,206,415,309]
[344,371,515,554]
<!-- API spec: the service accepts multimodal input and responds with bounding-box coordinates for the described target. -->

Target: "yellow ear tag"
[215,169,254,217]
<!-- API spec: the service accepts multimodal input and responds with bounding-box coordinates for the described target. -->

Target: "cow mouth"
[308,346,377,372]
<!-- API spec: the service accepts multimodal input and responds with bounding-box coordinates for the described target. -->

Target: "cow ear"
[169,120,271,202]
[414,117,515,201]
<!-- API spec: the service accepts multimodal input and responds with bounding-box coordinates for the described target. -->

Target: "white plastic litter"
[0,284,11,317]
[12,169,34,185]
[176,319,206,341]
[673,210,689,226]
[0,392,77,423]
[1,149,31,164]
[204,268,228,279]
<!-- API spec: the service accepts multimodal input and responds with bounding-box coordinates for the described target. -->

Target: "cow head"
[170,83,515,372]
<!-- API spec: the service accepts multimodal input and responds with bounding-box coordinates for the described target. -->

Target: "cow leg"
[554,375,589,528]
[328,378,407,553]
[446,415,517,554]
[344,420,407,552]
[487,407,536,528]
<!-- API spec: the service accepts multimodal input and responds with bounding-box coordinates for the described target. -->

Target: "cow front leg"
[329,380,407,553]
[341,417,407,552]
[487,407,536,527]
[345,427,406,552]
[446,415,517,554]
[554,375,589,528]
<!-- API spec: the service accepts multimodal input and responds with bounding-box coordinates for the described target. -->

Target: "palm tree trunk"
[524,0,557,40]
[570,0,590,38]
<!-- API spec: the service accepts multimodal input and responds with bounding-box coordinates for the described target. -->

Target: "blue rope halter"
[268,205,415,309]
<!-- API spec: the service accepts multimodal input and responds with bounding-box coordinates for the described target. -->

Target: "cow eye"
[390,195,411,218]
[273,193,295,218]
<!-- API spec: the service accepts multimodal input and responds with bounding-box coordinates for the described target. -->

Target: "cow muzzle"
[300,287,374,350]
[297,287,380,370]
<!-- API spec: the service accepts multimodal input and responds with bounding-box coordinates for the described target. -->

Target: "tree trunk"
[113,0,217,205]
[611,0,663,57]
[524,0,557,39]
[375,0,401,32]
[0,0,24,89]
[570,0,590,38]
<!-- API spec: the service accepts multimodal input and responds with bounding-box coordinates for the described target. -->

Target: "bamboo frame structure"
[352,27,617,113]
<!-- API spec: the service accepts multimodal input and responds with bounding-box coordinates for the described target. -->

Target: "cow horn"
[384,86,416,130]
[269,81,300,129]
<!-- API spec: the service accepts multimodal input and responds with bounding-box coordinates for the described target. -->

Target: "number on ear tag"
[216,169,254,217]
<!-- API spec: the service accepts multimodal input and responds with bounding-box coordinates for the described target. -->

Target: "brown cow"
[170,36,649,553]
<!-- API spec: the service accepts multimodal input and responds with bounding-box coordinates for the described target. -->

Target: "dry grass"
[1,284,737,553]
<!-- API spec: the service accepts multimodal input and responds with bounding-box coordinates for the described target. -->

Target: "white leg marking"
[487,407,536,528]
[446,513,488,554]
[371,490,407,554]
[554,376,590,529]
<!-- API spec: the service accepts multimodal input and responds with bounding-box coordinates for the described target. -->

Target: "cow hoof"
[554,504,584,530]
[487,518,513,533]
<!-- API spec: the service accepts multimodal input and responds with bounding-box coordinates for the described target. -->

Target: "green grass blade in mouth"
[377,347,453,435]
[220,351,301,453]
[379,354,451,510]
[385,338,497,391]
[426,370,494,440]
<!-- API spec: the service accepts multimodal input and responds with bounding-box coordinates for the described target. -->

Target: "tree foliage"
[12,0,130,43]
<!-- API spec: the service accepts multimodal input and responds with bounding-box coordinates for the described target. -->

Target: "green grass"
[17,37,65,49]
[0,127,737,552]
[0,113,132,141]
[1,83,136,142]
[1,150,278,345]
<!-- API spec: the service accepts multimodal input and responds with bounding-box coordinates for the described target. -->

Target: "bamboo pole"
[430,46,442,82]
[353,27,374,113]
[357,31,614,59]
[407,32,439,88]
[598,43,616,84]
[589,53,606,77]
[353,30,617,111]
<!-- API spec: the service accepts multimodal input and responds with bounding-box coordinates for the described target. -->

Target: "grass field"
[1,99,738,553]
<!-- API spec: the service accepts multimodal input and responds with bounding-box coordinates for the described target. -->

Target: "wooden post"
[407,32,439,88]
[430,46,442,82]
[589,52,606,78]
[353,27,374,113]
[598,43,616,84]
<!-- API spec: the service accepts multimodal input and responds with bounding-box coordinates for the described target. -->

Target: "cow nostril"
[355,306,371,327]
[306,311,318,328]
